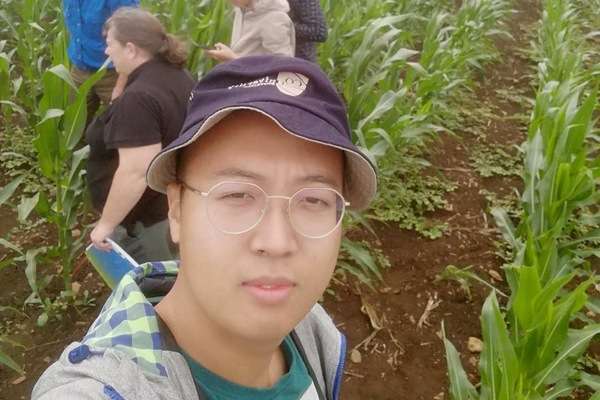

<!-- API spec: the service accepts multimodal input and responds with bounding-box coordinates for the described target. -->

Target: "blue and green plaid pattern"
[83,261,180,377]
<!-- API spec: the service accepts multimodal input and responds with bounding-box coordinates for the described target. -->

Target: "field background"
[1,0,599,399]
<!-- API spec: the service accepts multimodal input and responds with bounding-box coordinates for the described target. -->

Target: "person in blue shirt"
[63,0,139,120]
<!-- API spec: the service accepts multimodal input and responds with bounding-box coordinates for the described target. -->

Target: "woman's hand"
[91,221,115,251]
[205,43,238,62]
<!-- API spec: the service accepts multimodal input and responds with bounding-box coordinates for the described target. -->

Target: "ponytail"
[158,34,188,68]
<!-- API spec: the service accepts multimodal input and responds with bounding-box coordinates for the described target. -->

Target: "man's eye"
[220,192,255,201]
[301,196,330,208]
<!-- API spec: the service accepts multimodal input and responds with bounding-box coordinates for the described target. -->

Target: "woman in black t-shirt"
[86,7,194,262]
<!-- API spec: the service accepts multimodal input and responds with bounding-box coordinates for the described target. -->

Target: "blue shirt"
[63,0,139,70]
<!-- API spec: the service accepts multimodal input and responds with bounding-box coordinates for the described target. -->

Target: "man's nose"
[249,199,299,256]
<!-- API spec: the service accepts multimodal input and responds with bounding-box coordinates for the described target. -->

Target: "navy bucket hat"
[146,55,377,210]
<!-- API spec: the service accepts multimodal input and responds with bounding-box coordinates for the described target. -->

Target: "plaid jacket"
[32,261,346,400]
[288,0,328,62]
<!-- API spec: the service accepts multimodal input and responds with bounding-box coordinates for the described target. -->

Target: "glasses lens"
[290,188,345,238]
[206,182,266,234]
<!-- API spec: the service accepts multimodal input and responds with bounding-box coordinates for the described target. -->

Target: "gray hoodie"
[31,261,346,400]
[231,0,296,57]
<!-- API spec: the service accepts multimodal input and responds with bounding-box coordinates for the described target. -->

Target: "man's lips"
[242,277,296,304]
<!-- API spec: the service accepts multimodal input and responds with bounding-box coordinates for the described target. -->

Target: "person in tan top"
[206,0,295,62]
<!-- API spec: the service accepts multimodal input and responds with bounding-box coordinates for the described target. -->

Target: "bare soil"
[326,0,540,398]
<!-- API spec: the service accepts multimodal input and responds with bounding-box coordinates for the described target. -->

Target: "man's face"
[167,111,344,342]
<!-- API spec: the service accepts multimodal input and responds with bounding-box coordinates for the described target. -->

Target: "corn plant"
[0,2,107,313]
[142,0,231,78]
[0,0,62,114]
[0,40,25,118]
[320,0,510,162]
[25,31,107,304]
[444,0,600,397]
[3,69,104,323]
[0,40,13,116]
[319,0,510,242]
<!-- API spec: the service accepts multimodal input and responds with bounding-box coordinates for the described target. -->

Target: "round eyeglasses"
[179,180,349,239]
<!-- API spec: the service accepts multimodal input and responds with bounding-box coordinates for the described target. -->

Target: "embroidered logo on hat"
[276,72,309,96]
[226,72,309,96]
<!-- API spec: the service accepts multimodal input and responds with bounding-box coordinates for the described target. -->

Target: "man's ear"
[166,182,182,244]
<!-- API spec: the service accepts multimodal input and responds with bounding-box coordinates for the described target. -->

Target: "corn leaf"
[0,175,25,207]
[442,322,479,400]
[0,348,23,375]
[16,192,39,222]
[480,292,519,400]
[534,324,600,390]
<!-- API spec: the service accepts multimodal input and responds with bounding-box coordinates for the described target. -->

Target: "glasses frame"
[179,180,350,239]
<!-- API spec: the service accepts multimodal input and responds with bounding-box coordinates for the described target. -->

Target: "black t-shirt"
[86,59,195,229]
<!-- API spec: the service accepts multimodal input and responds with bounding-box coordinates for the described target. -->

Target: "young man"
[32,56,377,400]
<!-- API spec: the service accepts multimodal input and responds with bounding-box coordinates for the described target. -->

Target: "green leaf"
[442,322,478,400]
[358,90,401,130]
[17,193,39,223]
[0,238,22,255]
[0,175,25,207]
[0,100,26,115]
[560,228,600,248]
[541,379,575,400]
[0,256,17,272]
[407,62,427,75]
[36,312,48,327]
[37,108,64,126]
[491,207,520,250]
[24,248,44,296]
[34,191,52,220]
[340,238,384,281]
[28,22,45,33]
[480,292,519,400]
[590,392,600,400]
[64,66,106,149]
[578,371,600,391]
[0,348,23,375]
[47,64,78,91]
[534,324,600,390]
[512,265,542,329]
[0,306,27,318]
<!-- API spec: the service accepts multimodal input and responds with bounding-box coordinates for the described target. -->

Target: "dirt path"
[324,1,540,398]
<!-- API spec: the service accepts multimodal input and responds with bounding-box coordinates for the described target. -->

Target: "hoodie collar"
[82,261,180,377]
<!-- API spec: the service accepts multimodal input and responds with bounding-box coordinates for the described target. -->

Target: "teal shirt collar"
[183,336,313,399]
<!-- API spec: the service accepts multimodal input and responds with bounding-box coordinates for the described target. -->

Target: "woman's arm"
[90,143,161,250]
